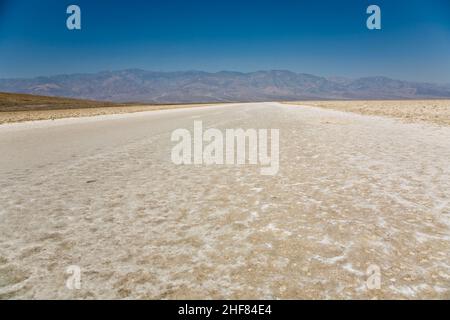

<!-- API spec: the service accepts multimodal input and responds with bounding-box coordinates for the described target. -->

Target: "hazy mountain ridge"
[1,69,450,103]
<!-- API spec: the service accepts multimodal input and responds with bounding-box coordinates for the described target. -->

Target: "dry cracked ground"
[0,102,449,299]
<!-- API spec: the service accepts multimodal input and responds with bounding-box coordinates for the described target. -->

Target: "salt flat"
[0,102,449,299]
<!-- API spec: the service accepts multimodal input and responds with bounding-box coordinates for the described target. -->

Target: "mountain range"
[1,69,450,103]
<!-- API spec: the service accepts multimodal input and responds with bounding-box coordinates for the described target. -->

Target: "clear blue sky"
[0,0,449,82]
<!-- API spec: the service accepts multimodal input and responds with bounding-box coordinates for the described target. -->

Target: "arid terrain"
[0,101,449,299]
[0,92,224,124]
[287,100,450,126]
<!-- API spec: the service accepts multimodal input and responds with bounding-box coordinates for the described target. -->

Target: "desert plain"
[0,99,449,299]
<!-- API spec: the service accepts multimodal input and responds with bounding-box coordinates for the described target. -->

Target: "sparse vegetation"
[0,92,119,112]
[0,92,225,124]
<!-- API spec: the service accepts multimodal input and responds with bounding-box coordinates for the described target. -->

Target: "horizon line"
[1,69,449,86]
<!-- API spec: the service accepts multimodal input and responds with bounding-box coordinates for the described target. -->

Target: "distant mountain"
[1,69,450,103]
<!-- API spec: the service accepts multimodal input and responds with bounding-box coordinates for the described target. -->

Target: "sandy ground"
[286,100,450,126]
[0,102,449,299]
[0,103,225,124]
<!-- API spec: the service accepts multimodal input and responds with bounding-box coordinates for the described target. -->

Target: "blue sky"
[0,0,449,82]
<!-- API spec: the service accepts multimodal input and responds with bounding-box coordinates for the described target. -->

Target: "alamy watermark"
[66,5,81,30]
[171,121,279,175]
[366,264,381,290]
[66,5,381,31]
[367,5,381,30]
[66,265,81,290]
